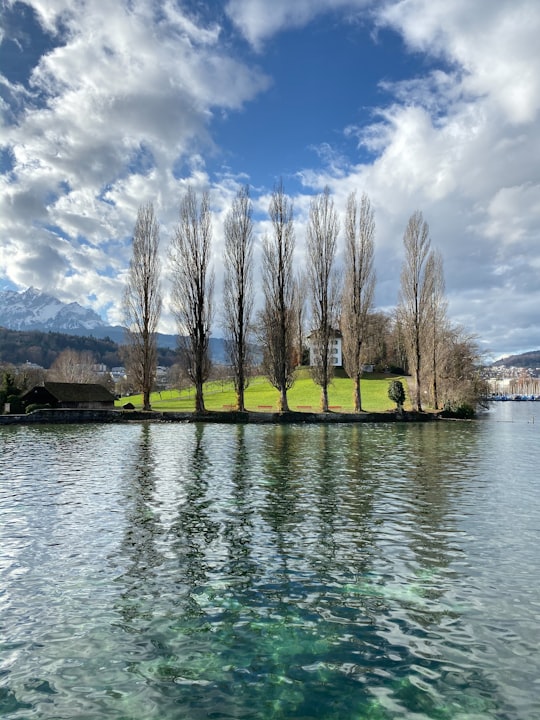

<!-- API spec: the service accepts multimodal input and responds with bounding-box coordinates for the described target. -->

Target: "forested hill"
[0,327,176,369]
[494,350,540,368]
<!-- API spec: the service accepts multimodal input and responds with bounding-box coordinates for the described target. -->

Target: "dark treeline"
[0,327,176,369]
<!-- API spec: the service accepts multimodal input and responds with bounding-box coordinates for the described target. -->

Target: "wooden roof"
[42,382,115,402]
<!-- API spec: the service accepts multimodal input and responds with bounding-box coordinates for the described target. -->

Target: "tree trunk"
[236,386,245,412]
[195,382,205,413]
[353,375,362,413]
[415,358,422,412]
[321,384,329,412]
[143,390,151,411]
[279,387,289,413]
[236,339,246,411]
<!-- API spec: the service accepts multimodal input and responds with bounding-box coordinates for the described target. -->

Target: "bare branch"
[122,202,162,410]
[341,191,376,412]
[398,210,432,411]
[306,186,340,411]
[169,187,214,413]
[223,185,254,411]
[259,179,296,412]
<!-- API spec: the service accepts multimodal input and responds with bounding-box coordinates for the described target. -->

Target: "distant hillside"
[0,327,175,369]
[493,350,540,368]
[0,327,229,369]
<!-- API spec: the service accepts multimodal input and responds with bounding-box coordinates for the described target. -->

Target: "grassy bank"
[116,369,411,413]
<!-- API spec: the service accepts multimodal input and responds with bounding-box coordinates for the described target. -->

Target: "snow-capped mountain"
[0,287,106,332]
[0,287,230,359]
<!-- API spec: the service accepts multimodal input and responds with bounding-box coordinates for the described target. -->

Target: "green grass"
[117,368,411,413]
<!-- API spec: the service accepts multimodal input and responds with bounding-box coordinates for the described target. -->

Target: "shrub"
[441,401,475,419]
[388,380,405,410]
[25,403,51,414]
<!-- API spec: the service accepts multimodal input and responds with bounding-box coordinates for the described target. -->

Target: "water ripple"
[1,408,539,718]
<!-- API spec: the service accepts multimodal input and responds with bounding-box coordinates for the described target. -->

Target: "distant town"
[483,363,540,399]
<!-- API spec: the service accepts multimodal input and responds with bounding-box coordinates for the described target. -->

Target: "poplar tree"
[170,187,214,413]
[260,180,296,412]
[122,202,162,411]
[341,192,376,412]
[306,187,340,412]
[398,210,433,411]
[292,270,308,368]
[425,249,447,409]
[223,185,254,411]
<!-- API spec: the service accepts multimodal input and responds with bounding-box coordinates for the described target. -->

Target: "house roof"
[41,382,115,402]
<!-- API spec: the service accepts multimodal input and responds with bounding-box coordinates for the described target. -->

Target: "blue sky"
[1,0,540,359]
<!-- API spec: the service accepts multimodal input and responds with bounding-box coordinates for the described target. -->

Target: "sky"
[1,0,540,361]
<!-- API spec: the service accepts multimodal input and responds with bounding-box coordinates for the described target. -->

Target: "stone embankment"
[0,408,437,425]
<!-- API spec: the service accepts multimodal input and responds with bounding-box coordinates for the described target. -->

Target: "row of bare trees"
[122,183,483,413]
[396,211,485,412]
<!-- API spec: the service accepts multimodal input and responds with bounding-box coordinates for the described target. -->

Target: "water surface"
[1,404,539,719]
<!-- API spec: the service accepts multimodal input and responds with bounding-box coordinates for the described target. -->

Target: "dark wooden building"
[22,382,115,410]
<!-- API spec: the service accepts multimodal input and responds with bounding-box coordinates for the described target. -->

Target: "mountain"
[0,287,106,332]
[0,288,229,364]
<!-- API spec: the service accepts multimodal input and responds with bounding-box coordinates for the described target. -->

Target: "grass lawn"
[117,368,411,413]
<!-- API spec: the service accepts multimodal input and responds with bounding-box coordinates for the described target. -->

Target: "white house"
[307,329,342,367]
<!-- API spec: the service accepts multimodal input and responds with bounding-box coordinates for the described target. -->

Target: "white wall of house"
[308,335,342,367]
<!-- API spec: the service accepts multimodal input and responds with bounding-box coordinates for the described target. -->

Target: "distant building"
[307,329,343,367]
[110,366,127,381]
[21,382,115,410]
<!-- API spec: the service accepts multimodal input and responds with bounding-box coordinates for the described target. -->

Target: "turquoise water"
[1,403,539,719]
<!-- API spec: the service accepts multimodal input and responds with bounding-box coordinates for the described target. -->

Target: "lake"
[1,403,539,719]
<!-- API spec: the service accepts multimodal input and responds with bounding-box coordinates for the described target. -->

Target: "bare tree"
[439,325,487,409]
[169,187,214,413]
[341,191,376,412]
[48,349,100,384]
[223,185,254,411]
[292,270,308,367]
[122,202,162,411]
[425,249,447,409]
[362,311,393,370]
[14,363,46,392]
[260,180,296,412]
[388,309,410,374]
[398,210,434,411]
[306,187,340,412]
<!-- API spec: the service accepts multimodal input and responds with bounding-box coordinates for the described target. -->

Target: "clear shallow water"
[1,404,539,719]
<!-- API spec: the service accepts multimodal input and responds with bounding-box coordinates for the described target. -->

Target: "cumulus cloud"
[291,0,540,356]
[379,0,540,124]
[1,0,539,358]
[225,0,373,49]
[0,0,269,317]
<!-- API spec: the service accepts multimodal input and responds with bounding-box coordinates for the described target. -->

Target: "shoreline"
[0,407,439,425]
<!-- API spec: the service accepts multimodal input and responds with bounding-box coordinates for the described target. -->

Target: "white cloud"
[2,0,540,358]
[225,0,373,49]
[292,0,540,356]
[479,183,540,246]
[378,0,540,125]
[0,0,269,317]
